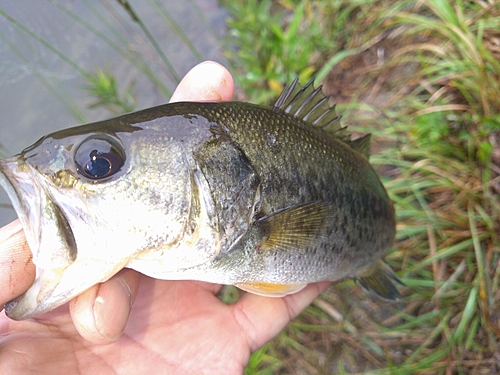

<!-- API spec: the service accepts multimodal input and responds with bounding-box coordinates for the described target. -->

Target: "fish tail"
[354,259,403,301]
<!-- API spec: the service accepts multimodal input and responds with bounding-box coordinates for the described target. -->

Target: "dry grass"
[4,1,497,373]
[235,1,500,374]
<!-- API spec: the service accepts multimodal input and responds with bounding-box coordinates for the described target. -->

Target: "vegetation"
[1,0,499,373]
[222,0,500,373]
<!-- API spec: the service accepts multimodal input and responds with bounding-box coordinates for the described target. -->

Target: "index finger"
[69,60,235,343]
[0,220,35,306]
[0,61,234,314]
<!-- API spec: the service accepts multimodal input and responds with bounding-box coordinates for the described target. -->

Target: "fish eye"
[74,135,125,181]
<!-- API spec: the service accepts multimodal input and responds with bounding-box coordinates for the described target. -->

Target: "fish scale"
[0,78,401,320]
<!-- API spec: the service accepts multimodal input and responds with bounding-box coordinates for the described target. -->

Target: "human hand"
[0,61,331,375]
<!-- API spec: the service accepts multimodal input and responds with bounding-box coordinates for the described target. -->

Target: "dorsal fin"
[273,77,371,159]
[346,134,371,160]
[273,77,343,135]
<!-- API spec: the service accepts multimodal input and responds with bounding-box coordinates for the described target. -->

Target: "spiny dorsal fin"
[273,77,372,159]
[273,78,343,135]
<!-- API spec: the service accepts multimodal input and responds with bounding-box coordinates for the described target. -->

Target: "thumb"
[69,268,140,344]
[170,61,234,102]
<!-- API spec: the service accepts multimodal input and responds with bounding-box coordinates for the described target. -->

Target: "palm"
[0,63,330,374]
[0,276,328,374]
[1,278,250,374]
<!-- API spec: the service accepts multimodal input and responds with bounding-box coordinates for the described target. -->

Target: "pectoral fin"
[236,282,307,297]
[257,201,334,252]
[232,202,333,297]
[355,260,403,300]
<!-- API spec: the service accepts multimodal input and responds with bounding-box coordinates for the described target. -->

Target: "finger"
[69,268,140,344]
[0,220,35,307]
[231,281,331,351]
[68,62,234,343]
[170,61,234,103]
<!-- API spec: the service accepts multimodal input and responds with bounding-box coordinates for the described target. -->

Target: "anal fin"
[354,259,404,301]
[236,282,307,297]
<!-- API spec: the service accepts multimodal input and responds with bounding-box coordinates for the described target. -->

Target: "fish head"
[0,113,216,320]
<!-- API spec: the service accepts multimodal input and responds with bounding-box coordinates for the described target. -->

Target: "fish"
[0,78,401,320]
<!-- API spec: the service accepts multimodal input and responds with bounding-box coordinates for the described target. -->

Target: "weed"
[2,0,499,373]
[83,69,136,114]
[224,0,500,373]
[222,0,390,103]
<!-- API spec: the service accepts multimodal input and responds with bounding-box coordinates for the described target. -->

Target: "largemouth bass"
[0,78,400,320]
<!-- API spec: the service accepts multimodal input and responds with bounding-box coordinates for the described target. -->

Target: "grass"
[221,0,400,103]
[224,0,500,373]
[83,69,137,114]
[0,0,212,122]
[2,0,499,373]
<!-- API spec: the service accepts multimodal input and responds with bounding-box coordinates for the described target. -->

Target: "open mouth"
[0,158,42,261]
[0,157,45,318]
[0,157,128,320]
[0,158,81,319]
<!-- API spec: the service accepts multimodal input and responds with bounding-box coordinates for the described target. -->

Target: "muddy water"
[0,0,227,226]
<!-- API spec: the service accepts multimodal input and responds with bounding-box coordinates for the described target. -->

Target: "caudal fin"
[354,260,404,301]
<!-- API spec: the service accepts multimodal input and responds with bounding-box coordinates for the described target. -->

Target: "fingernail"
[93,276,132,341]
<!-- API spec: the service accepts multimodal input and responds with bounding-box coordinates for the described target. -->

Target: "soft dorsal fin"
[273,77,343,135]
[273,77,372,159]
[346,134,371,160]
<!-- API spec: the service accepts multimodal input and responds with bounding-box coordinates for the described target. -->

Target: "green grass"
[223,0,499,373]
[83,69,137,114]
[0,0,211,122]
[2,0,499,373]
[221,0,403,103]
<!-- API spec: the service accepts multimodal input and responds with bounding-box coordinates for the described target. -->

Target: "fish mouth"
[0,158,118,320]
[0,158,43,266]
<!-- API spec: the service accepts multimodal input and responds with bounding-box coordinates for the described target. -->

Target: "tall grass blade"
[148,0,203,61]
[0,9,91,80]
[115,0,180,83]
[0,22,86,123]
[53,0,171,96]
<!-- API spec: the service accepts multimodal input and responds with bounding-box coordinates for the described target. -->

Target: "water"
[0,0,227,226]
